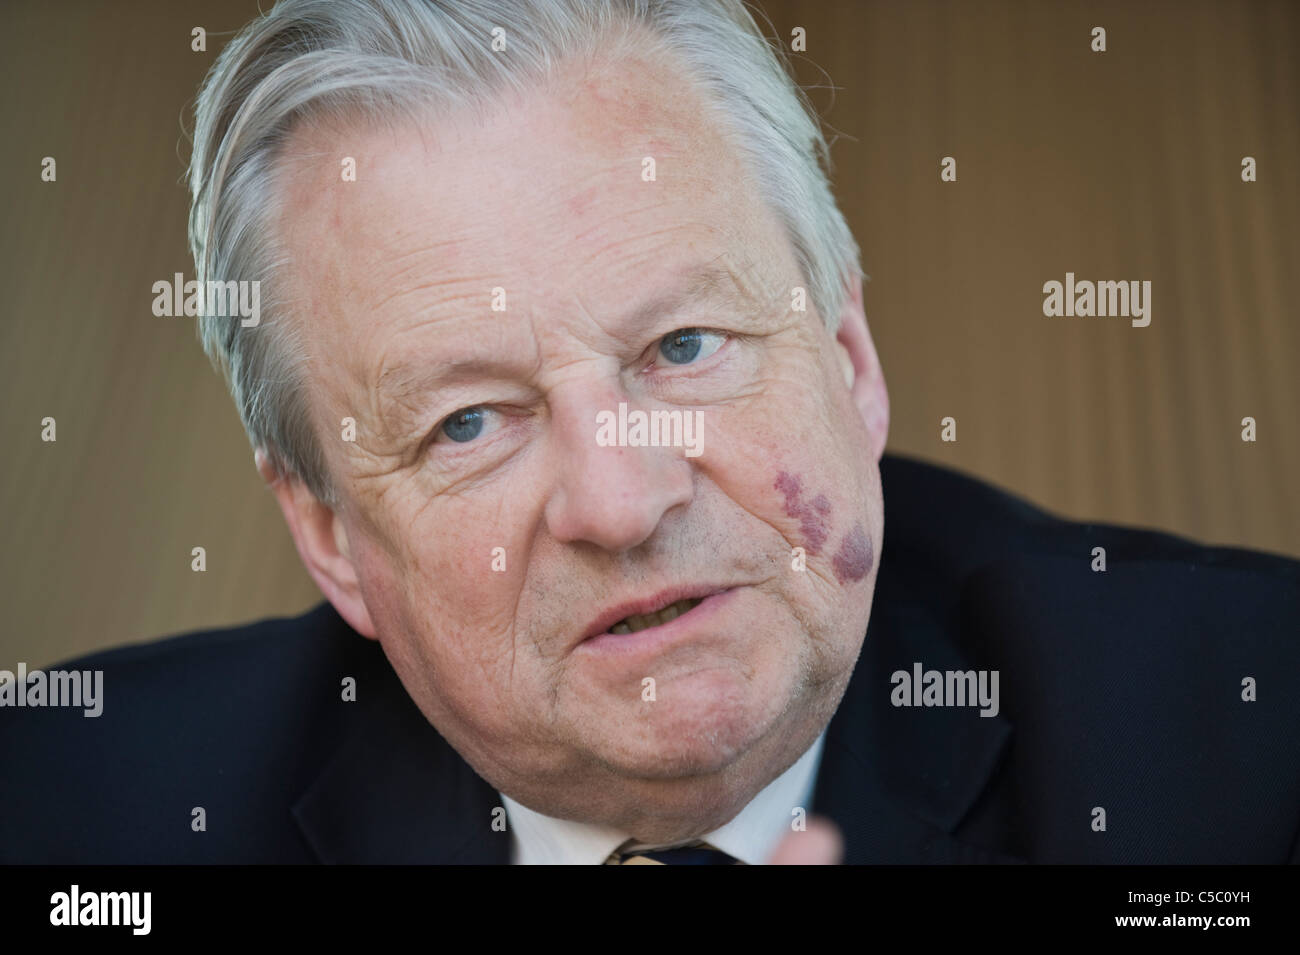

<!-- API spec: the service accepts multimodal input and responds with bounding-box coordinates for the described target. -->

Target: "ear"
[833,272,890,461]
[256,449,377,639]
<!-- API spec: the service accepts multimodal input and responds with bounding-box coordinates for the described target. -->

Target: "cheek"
[772,469,875,585]
[354,524,541,755]
[352,508,522,680]
[830,522,874,584]
[774,470,832,555]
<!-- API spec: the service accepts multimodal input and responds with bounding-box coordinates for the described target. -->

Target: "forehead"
[271,46,793,400]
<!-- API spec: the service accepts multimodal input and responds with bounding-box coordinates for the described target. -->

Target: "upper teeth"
[610,598,702,634]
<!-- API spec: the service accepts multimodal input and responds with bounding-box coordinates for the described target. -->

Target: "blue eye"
[441,407,486,443]
[658,328,724,365]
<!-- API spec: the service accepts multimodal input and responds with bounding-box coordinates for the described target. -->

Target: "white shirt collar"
[501,730,827,864]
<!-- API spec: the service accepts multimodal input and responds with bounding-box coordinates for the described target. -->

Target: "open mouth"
[607,597,704,634]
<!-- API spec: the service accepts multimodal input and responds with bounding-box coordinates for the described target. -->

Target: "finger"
[766,816,843,865]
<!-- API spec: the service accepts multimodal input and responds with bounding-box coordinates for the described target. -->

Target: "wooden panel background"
[1,0,1296,667]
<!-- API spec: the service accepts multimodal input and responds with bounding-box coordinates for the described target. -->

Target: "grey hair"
[188,0,862,506]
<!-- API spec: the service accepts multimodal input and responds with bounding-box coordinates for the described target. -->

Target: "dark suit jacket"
[2,454,1297,863]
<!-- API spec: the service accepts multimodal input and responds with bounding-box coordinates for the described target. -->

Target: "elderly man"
[2,0,1297,866]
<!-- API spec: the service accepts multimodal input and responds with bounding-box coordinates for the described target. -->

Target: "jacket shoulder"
[875,454,1300,862]
[0,602,378,862]
[879,453,1299,578]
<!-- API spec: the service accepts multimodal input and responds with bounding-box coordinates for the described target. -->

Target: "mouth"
[581,587,729,643]
[607,597,704,634]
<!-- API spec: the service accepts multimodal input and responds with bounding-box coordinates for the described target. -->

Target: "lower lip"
[579,589,737,657]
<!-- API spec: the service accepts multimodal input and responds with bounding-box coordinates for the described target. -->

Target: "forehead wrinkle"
[363,268,497,319]
[366,237,470,292]
[563,195,693,248]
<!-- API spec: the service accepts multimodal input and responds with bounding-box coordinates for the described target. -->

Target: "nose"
[543,386,695,553]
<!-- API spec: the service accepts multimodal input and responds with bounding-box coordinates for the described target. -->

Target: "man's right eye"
[438,407,488,443]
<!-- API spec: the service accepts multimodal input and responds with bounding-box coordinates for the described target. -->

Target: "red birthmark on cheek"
[774,471,831,555]
[832,523,874,583]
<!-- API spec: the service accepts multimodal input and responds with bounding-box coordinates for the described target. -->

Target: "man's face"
[273,47,887,840]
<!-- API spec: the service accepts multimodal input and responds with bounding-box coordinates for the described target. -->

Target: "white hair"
[188,0,862,504]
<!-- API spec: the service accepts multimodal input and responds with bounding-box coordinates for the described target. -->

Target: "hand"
[765,816,843,864]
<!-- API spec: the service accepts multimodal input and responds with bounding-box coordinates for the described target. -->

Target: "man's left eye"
[655,328,726,366]
[436,406,494,444]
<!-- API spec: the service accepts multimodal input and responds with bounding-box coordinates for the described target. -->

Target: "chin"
[588,665,802,780]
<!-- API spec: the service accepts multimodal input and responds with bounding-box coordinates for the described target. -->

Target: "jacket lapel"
[292,650,509,863]
[812,579,1022,864]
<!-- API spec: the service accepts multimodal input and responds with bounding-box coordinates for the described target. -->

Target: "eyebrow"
[621,262,771,334]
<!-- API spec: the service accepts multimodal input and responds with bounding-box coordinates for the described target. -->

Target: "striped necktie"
[605,840,744,865]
